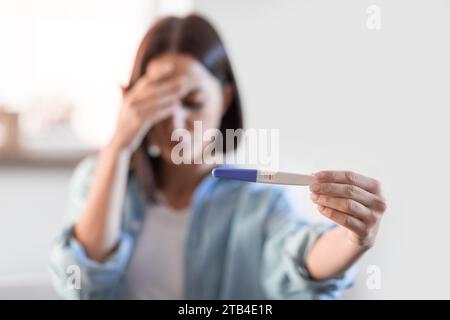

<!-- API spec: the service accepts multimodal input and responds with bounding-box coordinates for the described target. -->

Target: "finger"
[132,79,187,113]
[309,182,386,211]
[132,75,188,105]
[134,91,181,116]
[146,62,175,83]
[311,192,374,223]
[152,75,189,97]
[313,170,382,195]
[143,104,176,124]
[127,63,176,98]
[316,205,367,238]
[127,75,152,98]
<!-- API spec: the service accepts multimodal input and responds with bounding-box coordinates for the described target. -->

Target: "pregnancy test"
[211,168,312,186]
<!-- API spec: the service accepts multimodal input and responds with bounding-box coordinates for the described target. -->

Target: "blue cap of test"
[211,168,257,182]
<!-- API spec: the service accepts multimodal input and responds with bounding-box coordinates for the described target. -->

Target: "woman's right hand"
[109,63,187,154]
[74,64,188,261]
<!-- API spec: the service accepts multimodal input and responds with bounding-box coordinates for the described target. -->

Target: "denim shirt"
[48,156,355,299]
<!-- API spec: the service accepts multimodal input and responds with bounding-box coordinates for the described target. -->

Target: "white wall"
[0,167,72,299]
[194,0,450,299]
[1,0,449,300]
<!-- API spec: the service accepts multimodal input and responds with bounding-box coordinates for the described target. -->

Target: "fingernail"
[310,193,318,201]
[310,183,320,192]
[318,205,325,211]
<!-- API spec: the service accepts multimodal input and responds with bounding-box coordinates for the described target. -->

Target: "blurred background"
[0,0,449,299]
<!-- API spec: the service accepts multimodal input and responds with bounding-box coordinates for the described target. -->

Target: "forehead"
[146,53,210,80]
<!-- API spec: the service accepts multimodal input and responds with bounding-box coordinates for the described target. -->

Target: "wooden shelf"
[0,149,97,169]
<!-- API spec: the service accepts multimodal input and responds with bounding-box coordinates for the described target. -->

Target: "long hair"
[125,14,243,201]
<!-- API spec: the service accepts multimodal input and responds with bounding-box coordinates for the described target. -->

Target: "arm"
[73,62,186,261]
[305,170,387,280]
[261,188,356,299]
[50,153,138,299]
[305,226,368,280]
[73,144,130,261]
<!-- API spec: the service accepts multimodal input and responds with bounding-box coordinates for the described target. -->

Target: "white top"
[123,194,191,299]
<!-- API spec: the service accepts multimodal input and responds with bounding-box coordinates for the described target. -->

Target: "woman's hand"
[309,170,387,249]
[110,63,188,154]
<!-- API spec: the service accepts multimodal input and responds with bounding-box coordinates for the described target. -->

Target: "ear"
[222,83,234,115]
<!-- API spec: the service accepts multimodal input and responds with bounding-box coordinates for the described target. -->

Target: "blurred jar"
[0,108,20,153]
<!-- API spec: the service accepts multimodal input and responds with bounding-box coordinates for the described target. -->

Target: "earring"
[147,144,161,157]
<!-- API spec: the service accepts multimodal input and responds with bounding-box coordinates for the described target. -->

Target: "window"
[0,0,193,148]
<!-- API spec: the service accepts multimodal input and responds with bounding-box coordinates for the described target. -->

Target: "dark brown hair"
[126,14,243,201]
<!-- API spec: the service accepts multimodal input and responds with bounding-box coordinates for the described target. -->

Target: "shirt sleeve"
[261,188,357,299]
[48,156,134,299]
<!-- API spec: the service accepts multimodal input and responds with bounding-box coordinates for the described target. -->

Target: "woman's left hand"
[309,170,387,249]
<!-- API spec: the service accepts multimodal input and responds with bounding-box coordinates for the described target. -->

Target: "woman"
[49,14,387,299]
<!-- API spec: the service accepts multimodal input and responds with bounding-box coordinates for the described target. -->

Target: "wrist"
[103,139,132,159]
[346,231,375,252]
[106,135,128,153]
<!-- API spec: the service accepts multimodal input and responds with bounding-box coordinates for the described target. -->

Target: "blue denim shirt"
[49,156,355,299]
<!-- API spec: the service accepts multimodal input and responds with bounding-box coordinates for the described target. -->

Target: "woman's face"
[147,53,229,165]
